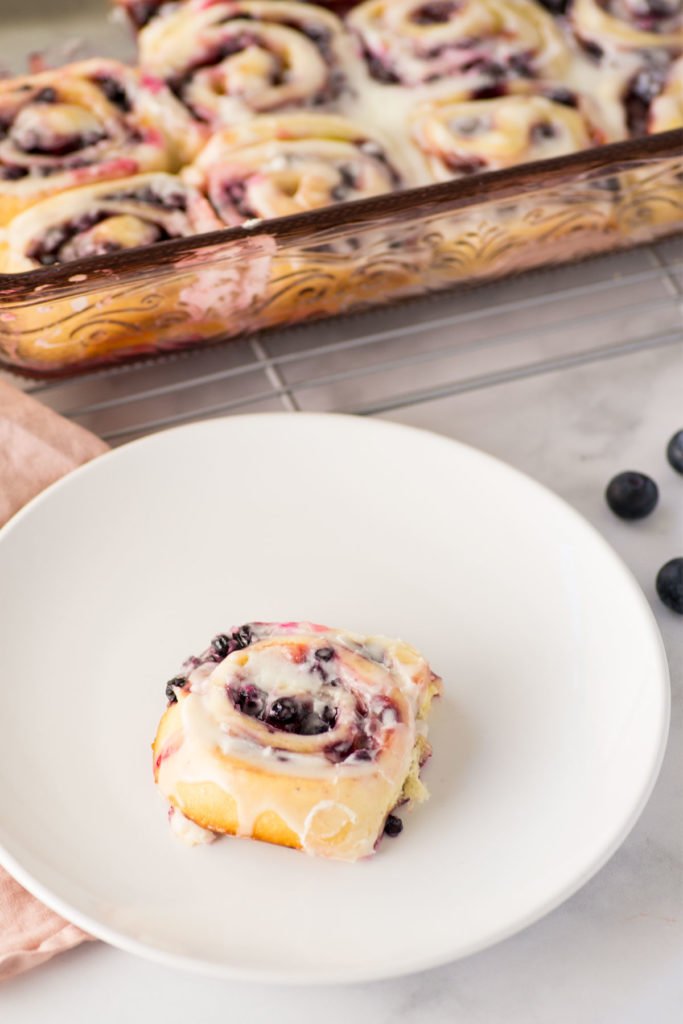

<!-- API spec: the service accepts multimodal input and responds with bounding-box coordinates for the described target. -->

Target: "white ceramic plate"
[0,413,669,984]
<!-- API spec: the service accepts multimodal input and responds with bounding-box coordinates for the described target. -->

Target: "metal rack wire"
[13,238,683,444]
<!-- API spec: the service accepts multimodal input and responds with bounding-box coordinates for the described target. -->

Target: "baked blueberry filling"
[37,158,94,176]
[579,39,604,61]
[473,83,506,99]
[219,179,257,219]
[228,687,339,735]
[363,49,402,85]
[624,66,667,135]
[536,0,568,12]
[26,211,171,266]
[630,0,681,31]
[531,121,558,142]
[0,165,29,180]
[92,75,132,113]
[330,163,358,200]
[444,152,486,173]
[165,675,187,703]
[16,128,105,157]
[102,185,188,211]
[233,683,268,718]
[33,87,58,103]
[411,2,459,24]
[546,87,578,107]
[358,141,402,187]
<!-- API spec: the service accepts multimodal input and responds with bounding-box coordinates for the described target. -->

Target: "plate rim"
[0,412,671,984]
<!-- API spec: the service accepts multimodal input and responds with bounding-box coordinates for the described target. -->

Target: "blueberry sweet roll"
[153,622,442,860]
[138,0,352,132]
[418,93,617,289]
[0,173,220,273]
[569,0,683,58]
[347,0,570,93]
[183,112,404,223]
[0,59,189,227]
[182,112,418,323]
[411,92,600,180]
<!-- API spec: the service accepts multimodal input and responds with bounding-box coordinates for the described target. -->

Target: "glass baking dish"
[1,2,682,378]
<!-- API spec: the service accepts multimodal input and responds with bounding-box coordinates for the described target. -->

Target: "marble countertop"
[3,254,682,1023]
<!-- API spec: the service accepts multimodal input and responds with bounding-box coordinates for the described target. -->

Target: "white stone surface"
[3,285,682,1022]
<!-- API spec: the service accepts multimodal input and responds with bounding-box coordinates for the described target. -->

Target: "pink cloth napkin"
[0,379,108,980]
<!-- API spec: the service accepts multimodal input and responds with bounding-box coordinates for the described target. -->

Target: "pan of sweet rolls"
[0,0,681,376]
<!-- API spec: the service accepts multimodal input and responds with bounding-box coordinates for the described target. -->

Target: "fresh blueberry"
[233,684,266,718]
[212,634,232,657]
[656,558,683,614]
[267,697,303,731]
[212,625,253,659]
[299,712,330,735]
[165,675,186,703]
[666,430,683,474]
[321,704,337,725]
[605,472,659,520]
[234,625,253,649]
[383,814,403,837]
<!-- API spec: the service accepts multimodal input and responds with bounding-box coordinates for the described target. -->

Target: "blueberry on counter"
[666,430,683,474]
[605,471,659,520]
[656,558,683,614]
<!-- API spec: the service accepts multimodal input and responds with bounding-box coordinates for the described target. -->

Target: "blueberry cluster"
[210,625,253,659]
[229,685,338,736]
[605,429,683,614]
[164,625,254,703]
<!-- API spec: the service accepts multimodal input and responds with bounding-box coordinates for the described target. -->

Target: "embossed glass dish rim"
[1,129,680,300]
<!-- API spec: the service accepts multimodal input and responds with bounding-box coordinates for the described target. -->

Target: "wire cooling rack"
[12,236,683,444]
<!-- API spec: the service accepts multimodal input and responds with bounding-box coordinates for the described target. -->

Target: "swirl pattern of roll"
[569,0,683,57]
[138,0,352,131]
[0,172,221,273]
[411,92,600,180]
[0,59,195,227]
[183,112,404,223]
[347,0,570,91]
[153,622,442,860]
